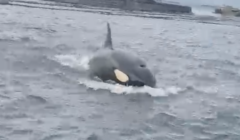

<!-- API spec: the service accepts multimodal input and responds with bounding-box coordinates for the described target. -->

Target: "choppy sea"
[0,1,240,140]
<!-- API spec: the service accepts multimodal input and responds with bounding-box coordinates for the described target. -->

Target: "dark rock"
[86,134,101,140]
[43,0,192,14]
[236,12,240,17]
[0,0,9,4]
[215,8,222,14]
[85,133,120,140]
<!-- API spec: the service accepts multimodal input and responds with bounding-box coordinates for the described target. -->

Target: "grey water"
[0,2,240,140]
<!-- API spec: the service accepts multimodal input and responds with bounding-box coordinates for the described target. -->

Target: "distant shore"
[43,0,192,14]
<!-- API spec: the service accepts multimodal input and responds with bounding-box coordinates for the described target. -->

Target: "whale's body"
[88,23,156,88]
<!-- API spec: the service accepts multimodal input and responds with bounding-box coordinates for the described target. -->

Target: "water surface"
[0,3,240,140]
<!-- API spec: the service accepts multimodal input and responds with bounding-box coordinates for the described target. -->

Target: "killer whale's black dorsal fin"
[103,22,113,50]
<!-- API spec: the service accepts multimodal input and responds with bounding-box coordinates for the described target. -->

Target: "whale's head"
[110,51,156,87]
[88,22,157,88]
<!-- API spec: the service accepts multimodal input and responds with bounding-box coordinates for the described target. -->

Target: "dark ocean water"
[0,2,240,140]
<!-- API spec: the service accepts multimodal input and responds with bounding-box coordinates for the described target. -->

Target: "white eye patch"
[114,69,129,82]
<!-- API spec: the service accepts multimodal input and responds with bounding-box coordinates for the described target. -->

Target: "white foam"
[53,54,92,70]
[53,54,183,97]
[78,78,182,97]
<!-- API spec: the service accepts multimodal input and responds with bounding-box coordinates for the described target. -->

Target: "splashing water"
[53,54,92,70]
[78,78,183,97]
[53,53,184,97]
[192,6,220,17]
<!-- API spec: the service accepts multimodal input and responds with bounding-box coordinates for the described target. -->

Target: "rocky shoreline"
[215,6,240,17]
[43,0,192,14]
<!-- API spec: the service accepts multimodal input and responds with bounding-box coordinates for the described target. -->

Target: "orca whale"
[88,23,156,88]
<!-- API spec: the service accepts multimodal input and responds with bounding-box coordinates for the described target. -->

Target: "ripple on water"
[0,95,47,118]
[0,28,47,42]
